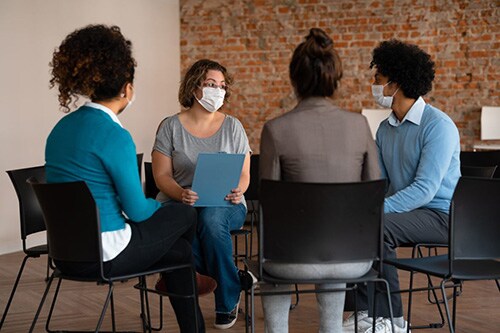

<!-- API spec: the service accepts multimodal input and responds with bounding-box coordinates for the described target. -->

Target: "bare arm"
[151,150,198,205]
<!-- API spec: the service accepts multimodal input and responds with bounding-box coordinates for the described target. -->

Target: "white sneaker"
[343,311,373,333]
[362,318,410,333]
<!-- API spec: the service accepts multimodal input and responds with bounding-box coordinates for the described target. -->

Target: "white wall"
[0,0,180,255]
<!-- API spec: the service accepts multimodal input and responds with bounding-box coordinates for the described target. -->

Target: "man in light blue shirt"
[344,40,461,333]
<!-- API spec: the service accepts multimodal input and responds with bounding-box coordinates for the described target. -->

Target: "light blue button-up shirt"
[376,97,461,214]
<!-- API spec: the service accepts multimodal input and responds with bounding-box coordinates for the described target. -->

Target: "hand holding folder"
[191,152,245,207]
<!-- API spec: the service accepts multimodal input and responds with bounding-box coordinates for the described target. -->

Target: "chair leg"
[250,286,255,333]
[380,279,395,333]
[233,233,240,266]
[190,267,199,333]
[406,270,415,331]
[95,283,114,332]
[110,291,116,332]
[0,255,29,329]
[139,276,155,332]
[289,284,300,310]
[244,284,250,333]
[496,279,500,292]
[45,277,63,333]
[46,256,51,282]
[439,279,456,333]
[29,272,55,333]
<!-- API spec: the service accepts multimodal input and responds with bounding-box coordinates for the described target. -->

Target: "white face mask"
[195,87,225,113]
[371,82,398,109]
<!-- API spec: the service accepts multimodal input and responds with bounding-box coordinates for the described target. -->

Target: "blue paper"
[192,152,245,207]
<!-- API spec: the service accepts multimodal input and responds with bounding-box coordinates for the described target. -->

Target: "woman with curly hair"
[152,59,255,329]
[46,24,209,332]
[259,28,380,333]
[343,40,461,333]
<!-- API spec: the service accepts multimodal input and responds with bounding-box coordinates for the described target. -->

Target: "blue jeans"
[193,204,246,313]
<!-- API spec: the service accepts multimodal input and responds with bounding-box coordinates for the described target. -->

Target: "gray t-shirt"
[153,113,251,202]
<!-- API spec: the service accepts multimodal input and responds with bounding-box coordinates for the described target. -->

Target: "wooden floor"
[1,235,499,332]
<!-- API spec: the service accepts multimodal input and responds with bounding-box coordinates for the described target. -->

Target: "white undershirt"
[85,102,132,262]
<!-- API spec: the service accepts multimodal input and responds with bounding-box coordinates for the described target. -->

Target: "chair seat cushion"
[245,259,379,286]
[385,255,500,280]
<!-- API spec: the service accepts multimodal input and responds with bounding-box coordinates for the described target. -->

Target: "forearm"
[239,172,250,193]
[156,174,184,202]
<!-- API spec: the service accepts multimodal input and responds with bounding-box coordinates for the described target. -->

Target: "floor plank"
[1,236,499,332]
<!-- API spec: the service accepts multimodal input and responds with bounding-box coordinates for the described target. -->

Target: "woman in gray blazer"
[259,28,381,333]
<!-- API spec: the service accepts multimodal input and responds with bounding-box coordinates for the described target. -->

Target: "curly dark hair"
[370,39,435,99]
[49,24,136,112]
[178,59,233,109]
[289,28,343,99]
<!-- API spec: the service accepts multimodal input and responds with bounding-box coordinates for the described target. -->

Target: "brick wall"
[180,0,499,152]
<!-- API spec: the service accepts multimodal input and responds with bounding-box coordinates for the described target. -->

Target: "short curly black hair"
[370,39,435,99]
[50,24,136,112]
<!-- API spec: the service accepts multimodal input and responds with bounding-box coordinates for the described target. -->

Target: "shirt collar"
[84,101,123,128]
[387,97,425,127]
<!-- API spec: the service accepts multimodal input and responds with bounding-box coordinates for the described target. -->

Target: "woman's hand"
[181,189,198,206]
[225,187,243,204]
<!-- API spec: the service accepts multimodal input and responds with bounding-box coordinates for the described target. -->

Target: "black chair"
[385,177,500,333]
[244,179,393,333]
[460,150,500,178]
[244,154,259,259]
[28,178,199,333]
[144,161,158,199]
[460,165,497,178]
[409,164,498,313]
[144,161,251,265]
[232,154,260,265]
[1,166,47,330]
[136,153,144,180]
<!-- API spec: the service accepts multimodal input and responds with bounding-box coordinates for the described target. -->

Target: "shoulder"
[159,113,180,127]
[423,104,457,130]
[157,114,181,133]
[223,114,246,132]
[421,104,459,140]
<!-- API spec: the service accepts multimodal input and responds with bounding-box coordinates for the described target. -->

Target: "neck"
[187,104,217,122]
[391,95,417,121]
[93,99,124,115]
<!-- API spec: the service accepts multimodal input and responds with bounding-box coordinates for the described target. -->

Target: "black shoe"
[214,301,239,329]
[238,269,257,291]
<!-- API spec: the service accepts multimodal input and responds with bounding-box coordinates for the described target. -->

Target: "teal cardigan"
[45,106,160,232]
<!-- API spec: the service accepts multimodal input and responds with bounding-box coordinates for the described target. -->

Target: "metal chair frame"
[28,179,199,333]
[1,166,48,330]
[244,179,393,333]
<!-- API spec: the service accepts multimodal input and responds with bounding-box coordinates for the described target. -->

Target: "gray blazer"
[260,97,380,182]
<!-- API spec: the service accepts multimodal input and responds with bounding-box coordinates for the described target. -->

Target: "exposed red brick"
[180,0,500,151]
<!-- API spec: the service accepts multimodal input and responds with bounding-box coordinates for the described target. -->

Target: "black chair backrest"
[245,154,260,201]
[450,177,500,261]
[259,179,386,265]
[460,165,497,178]
[6,166,46,243]
[29,179,102,264]
[136,153,144,180]
[144,161,160,199]
[460,150,500,178]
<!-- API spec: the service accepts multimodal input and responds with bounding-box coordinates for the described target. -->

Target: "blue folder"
[192,152,245,207]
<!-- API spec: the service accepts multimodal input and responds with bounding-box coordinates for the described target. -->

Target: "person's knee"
[164,238,193,264]
[383,213,400,248]
[197,211,227,239]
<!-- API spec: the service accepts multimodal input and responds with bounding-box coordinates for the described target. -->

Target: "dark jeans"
[55,202,205,333]
[346,208,449,318]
